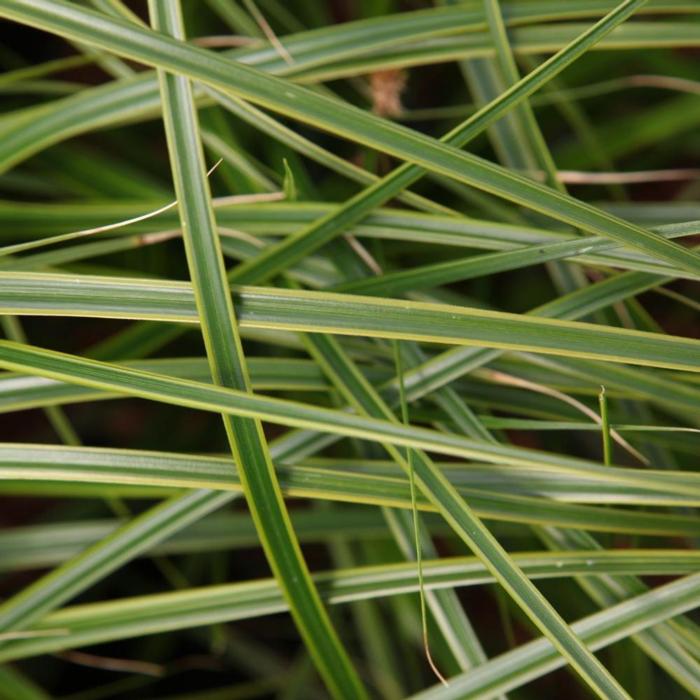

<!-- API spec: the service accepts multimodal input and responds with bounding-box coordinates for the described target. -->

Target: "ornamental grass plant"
[0,1,698,698]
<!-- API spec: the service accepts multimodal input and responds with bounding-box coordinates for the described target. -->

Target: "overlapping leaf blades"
[2,0,699,276]
[0,0,698,697]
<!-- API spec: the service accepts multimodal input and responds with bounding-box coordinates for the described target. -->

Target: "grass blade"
[0,556,698,694]
[302,332,632,697]
[411,573,700,699]
[2,272,700,371]
[2,340,700,499]
[147,3,366,696]
[0,490,232,638]
[2,444,698,533]
[3,0,700,277]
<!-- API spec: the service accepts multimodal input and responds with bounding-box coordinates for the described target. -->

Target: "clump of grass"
[0,1,698,698]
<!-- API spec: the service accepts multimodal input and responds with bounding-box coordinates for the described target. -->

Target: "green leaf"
[539,528,700,698]
[1,2,698,695]
[2,340,700,497]
[411,573,700,699]
[2,271,699,372]
[303,333,630,698]
[282,158,298,201]
[1,444,698,533]
[0,667,49,700]
[147,2,366,697]
[0,489,232,637]
[0,557,698,697]
[2,0,699,277]
[0,508,402,572]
